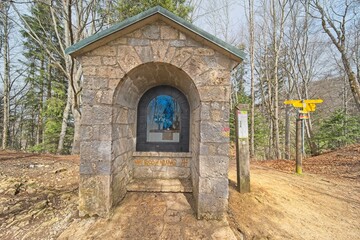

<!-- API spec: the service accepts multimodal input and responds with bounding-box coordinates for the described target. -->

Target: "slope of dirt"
[255,144,360,180]
[228,144,360,239]
[0,151,79,240]
[0,145,359,239]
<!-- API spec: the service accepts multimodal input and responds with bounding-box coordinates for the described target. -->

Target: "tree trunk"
[341,55,360,111]
[36,60,45,146]
[248,0,255,159]
[57,86,71,154]
[2,6,10,150]
[72,109,81,154]
[315,1,360,111]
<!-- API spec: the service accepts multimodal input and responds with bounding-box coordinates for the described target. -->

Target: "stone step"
[127,178,192,193]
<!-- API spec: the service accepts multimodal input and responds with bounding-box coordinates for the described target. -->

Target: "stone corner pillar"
[79,174,112,217]
[196,102,231,220]
[78,131,113,217]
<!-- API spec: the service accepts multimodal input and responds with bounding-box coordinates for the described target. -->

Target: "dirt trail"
[0,145,359,239]
[228,158,360,239]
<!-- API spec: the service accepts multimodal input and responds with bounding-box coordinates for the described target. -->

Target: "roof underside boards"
[65,6,245,62]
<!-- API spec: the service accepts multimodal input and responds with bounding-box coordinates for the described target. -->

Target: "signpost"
[235,104,250,193]
[284,99,323,174]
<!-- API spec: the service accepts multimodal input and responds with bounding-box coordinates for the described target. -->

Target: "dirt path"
[58,192,237,240]
[228,161,360,239]
[0,146,359,239]
[0,151,79,240]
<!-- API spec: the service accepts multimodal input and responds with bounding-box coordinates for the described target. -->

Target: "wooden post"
[235,104,250,193]
[295,114,303,174]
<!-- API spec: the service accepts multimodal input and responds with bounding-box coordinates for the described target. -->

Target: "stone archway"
[70,7,243,219]
[111,62,200,205]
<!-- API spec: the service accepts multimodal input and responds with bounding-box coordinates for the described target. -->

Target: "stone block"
[79,175,111,217]
[197,194,228,220]
[211,110,222,121]
[142,24,160,39]
[80,140,112,163]
[117,46,142,72]
[181,56,207,78]
[114,108,128,124]
[186,38,202,47]
[102,56,117,65]
[169,39,186,47]
[200,103,211,120]
[200,121,228,143]
[112,124,130,139]
[217,143,230,156]
[161,25,178,39]
[81,124,112,141]
[112,154,129,173]
[198,177,228,198]
[134,46,153,63]
[108,37,127,46]
[126,29,143,38]
[199,155,228,178]
[151,40,169,61]
[179,32,186,40]
[96,125,113,141]
[108,78,122,90]
[81,105,112,125]
[80,125,94,141]
[195,70,230,86]
[199,143,217,155]
[111,171,128,205]
[214,52,232,70]
[134,166,153,178]
[82,77,109,90]
[80,56,102,66]
[112,138,132,158]
[128,38,150,46]
[164,46,176,63]
[195,48,215,56]
[171,48,193,67]
[91,45,117,56]
[95,89,114,105]
[97,66,125,79]
[81,89,96,105]
[82,66,97,76]
[198,86,229,102]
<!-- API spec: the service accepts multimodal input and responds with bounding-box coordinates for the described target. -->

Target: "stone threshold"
[127,178,192,193]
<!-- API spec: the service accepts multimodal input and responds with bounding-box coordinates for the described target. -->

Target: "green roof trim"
[65,6,245,61]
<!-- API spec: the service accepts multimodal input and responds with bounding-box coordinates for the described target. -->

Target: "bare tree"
[11,0,105,154]
[202,0,239,44]
[244,0,256,158]
[1,2,11,149]
[310,0,360,111]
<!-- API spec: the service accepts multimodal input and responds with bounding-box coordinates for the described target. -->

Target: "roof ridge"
[65,5,245,61]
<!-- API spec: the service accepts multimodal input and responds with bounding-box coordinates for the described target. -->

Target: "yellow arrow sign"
[284,99,323,113]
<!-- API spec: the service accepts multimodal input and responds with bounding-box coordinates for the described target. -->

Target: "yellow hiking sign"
[284,99,323,113]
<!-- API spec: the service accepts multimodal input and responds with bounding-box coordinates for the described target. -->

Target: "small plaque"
[162,131,173,140]
[237,111,249,138]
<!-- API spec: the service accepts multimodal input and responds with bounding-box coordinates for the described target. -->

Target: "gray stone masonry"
[78,20,237,219]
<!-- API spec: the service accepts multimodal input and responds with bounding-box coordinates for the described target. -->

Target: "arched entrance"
[72,6,243,219]
[136,85,190,152]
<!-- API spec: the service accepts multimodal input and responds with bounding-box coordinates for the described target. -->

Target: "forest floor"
[0,145,359,239]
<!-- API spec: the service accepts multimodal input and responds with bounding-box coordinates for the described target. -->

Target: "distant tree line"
[0,0,359,158]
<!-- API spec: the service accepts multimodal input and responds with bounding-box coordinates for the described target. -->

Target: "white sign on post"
[237,111,248,138]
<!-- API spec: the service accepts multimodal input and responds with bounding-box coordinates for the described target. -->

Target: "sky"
[191,0,247,45]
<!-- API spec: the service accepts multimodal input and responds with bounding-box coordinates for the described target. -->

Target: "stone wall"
[133,152,191,179]
[78,20,236,219]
